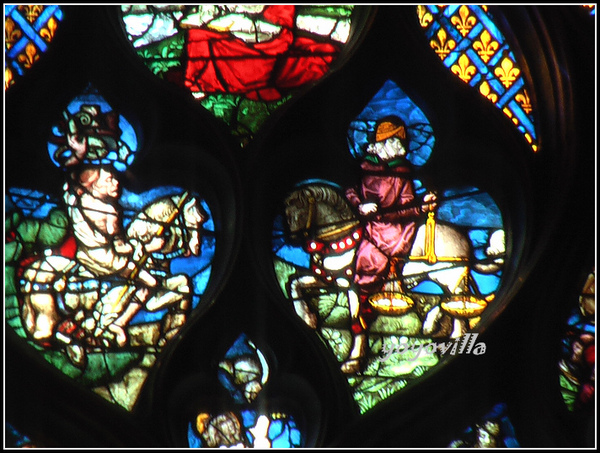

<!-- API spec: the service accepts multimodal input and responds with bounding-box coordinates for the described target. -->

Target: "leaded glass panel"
[120,5,365,146]
[417,5,538,152]
[186,334,304,448]
[448,403,520,448]
[5,4,63,90]
[559,269,595,412]
[272,80,506,414]
[5,85,218,411]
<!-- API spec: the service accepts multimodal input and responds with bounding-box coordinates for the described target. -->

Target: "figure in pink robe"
[346,116,437,331]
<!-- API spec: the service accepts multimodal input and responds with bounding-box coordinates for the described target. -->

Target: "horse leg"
[23,289,87,367]
[20,260,69,341]
[423,305,443,336]
[105,287,149,346]
[22,292,60,341]
[339,280,367,374]
[161,296,191,344]
[150,275,193,345]
[161,303,190,345]
[289,275,319,329]
[145,274,189,311]
[423,304,467,339]
[451,318,468,338]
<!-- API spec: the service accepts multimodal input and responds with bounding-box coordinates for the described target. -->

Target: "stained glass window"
[582,5,596,15]
[417,5,538,152]
[185,334,304,448]
[4,4,595,449]
[272,80,505,414]
[120,5,363,147]
[559,269,595,412]
[5,422,36,448]
[448,403,520,448]
[5,85,217,411]
[4,4,63,90]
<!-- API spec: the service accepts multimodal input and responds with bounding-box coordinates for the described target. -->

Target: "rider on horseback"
[344,115,437,372]
[20,102,197,367]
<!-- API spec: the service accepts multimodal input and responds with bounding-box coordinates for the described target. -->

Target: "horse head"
[284,184,357,243]
[127,193,206,260]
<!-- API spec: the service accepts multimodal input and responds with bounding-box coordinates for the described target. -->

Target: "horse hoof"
[108,324,128,347]
[66,344,87,369]
[341,358,364,374]
[304,314,318,329]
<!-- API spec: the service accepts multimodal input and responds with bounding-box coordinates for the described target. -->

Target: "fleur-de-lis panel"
[120,5,362,147]
[5,422,35,448]
[582,5,595,16]
[4,5,63,90]
[416,5,538,152]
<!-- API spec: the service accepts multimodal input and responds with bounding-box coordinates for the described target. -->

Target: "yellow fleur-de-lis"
[451,5,477,37]
[502,107,519,126]
[5,17,23,49]
[430,27,456,61]
[515,89,532,114]
[40,16,58,42]
[526,133,538,152]
[451,53,476,83]
[473,29,499,63]
[479,81,498,103]
[18,5,44,23]
[17,42,39,69]
[494,56,520,88]
[417,5,433,28]
[5,67,15,90]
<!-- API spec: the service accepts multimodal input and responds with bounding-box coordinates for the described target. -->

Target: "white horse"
[414,226,505,338]
[19,193,205,360]
[284,184,364,373]
[283,183,505,359]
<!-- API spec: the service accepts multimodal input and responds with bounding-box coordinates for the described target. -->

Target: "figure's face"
[367,136,407,161]
[93,168,119,199]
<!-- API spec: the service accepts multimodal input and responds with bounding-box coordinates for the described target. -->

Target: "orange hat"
[375,119,406,142]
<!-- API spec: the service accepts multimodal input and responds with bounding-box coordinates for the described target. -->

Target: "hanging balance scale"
[368,211,488,317]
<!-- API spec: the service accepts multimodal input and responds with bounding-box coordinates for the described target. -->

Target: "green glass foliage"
[273,81,505,414]
[121,5,356,146]
[559,269,595,411]
[6,88,216,412]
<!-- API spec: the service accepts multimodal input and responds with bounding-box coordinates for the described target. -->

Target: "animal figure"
[284,184,364,372]
[407,220,505,337]
[19,193,205,360]
[283,183,506,357]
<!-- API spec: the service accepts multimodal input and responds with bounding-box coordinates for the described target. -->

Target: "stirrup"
[341,357,365,374]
